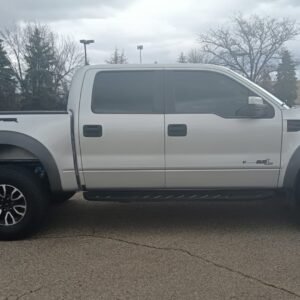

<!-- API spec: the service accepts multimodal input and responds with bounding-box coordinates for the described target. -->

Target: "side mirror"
[236,96,268,118]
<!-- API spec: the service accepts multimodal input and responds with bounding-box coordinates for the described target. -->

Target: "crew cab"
[1,64,300,239]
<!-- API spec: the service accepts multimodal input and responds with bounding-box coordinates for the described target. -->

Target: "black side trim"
[0,159,38,163]
[0,118,18,122]
[69,110,81,189]
[0,131,62,192]
[287,120,300,132]
[0,111,68,115]
[84,188,275,202]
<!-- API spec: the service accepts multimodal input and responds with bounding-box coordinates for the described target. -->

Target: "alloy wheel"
[0,184,27,226]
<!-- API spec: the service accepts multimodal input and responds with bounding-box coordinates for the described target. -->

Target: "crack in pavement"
[30,234,300,299]
[4,285,45,300]
[15,286,44,300]
[5,279,65,300]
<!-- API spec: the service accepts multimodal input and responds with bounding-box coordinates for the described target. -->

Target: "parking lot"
[0,195,300,300]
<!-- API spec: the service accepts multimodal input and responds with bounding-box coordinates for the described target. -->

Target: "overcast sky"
[1,0,300,64]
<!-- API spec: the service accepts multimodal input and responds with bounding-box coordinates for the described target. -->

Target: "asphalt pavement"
[0,194,300,300]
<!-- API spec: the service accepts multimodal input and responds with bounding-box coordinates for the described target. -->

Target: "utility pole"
[80,39,95,65]
[137,45,143,64]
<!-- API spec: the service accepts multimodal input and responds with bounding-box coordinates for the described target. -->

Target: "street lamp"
[80,39,95,65]
[137,45,143,64]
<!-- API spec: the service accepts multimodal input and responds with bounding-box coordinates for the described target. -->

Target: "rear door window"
[92,71,163,114]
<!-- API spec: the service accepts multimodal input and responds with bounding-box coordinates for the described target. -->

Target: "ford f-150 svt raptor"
[1,64,300,239]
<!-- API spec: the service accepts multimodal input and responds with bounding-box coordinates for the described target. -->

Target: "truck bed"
[0,111,77,191]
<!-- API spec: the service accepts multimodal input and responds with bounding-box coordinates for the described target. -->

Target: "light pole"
[80,39,95,65]
[137,45,143,64]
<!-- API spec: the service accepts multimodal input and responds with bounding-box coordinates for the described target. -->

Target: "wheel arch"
[283,146,300,189]
[0,131,62,193]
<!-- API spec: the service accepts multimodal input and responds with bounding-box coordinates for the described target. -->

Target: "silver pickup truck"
[1,64,300,239]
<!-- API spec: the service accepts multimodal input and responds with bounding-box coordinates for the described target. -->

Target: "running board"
[84,189,275,202]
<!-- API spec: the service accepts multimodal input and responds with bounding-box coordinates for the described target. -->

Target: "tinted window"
[92,71,162,113]
[167,71,273,118]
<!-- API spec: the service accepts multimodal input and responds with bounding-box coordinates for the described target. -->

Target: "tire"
[293,183,300,219]
[0,166,49,240]
[51,192,75,204]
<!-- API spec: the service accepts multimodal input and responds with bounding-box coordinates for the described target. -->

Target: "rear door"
[79,69,165,189]
[165,70,282,188]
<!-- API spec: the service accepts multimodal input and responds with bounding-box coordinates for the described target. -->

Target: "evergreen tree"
[1,24,84,111]
[259,69,273,93]
[105,48,128,64]
[274,50,298,106]
[23,27,57,110]
[0,40,16,110]
[177,52,187,63]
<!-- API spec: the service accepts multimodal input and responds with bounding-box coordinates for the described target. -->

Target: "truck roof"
[79,63,229,71]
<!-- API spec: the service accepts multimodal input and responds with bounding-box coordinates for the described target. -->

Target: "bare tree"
[0,26,26,89]
[199,14,299,82]
[105,48,128,64]
[187,48,212,63]
[54,37,84,97]
[177,49,213,64]
[177,52,187,63]
[1,23,83,99]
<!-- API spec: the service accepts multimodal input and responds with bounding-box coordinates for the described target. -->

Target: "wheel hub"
[0,184,27,226]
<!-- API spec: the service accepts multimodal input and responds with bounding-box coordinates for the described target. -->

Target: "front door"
[79,69,165,189]
[165,70,282,188]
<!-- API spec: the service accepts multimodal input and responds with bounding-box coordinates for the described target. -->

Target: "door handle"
[83,125,102,137]
[168,124,187,136]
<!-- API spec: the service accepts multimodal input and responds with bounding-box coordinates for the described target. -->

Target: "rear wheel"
[0,166,49,240]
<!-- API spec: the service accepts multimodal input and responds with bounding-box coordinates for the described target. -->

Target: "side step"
[84,189,275,202]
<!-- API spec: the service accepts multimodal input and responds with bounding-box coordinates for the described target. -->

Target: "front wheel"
[0,166,49,240]
[293,184,300,219]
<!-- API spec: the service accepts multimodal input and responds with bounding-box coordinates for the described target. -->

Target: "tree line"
[0,14,299,111]
[107,15,300,107]
[0,24,84,111]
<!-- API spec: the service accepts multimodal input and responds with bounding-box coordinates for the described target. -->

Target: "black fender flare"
[0,131,62,192]
[283,146,300,189]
